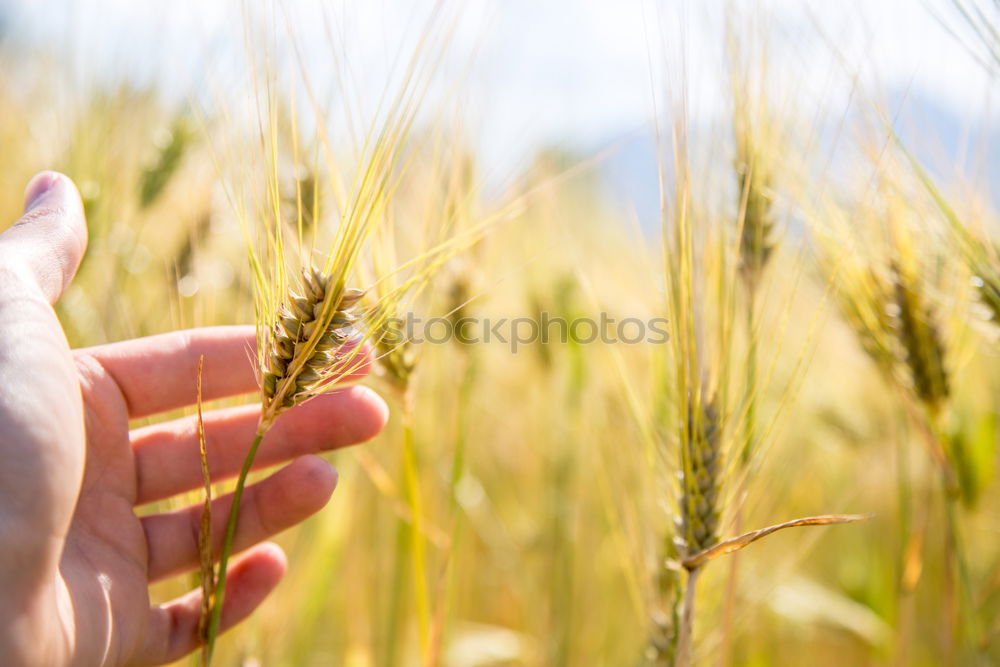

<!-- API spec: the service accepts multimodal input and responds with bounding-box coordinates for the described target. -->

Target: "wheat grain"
[676,397,722,558]
[890,261,950,412]
[260,266,365,418]
[735,150,775,284]
[372,308,418,391]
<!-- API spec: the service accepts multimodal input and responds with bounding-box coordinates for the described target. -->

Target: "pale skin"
[0,172,389,665]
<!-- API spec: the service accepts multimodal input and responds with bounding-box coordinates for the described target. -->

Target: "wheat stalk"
[200,6,463,660]
[670,395,722,666]
[653,86,864,667]
[812,181,981,657]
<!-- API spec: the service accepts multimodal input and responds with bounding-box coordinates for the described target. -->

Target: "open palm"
[0,172,387,666]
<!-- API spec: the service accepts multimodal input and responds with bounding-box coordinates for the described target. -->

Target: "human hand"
[0,172,388,666]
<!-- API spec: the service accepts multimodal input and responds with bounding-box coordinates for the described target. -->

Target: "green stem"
[385,518,408,667]
[719,505,742,666]
[741,284,758,465]
[894,415,915,664]
[722,282,758,662]
[401,394,431,658]
[942,475,978,657]
[204,429,266,663]
[927,413,978,658]
[548,449,574,667]
[429,351,476,665]
[447,353,475,518]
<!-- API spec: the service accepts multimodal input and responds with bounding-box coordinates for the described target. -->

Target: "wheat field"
[0,1,998,665]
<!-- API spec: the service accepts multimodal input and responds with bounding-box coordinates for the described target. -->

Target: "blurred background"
[0,1,997,665]
[1,0,996,209]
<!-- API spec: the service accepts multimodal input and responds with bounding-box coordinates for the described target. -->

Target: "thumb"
[0,171,88,304]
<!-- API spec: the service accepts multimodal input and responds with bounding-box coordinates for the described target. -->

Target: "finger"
[142,455,337,581]
[0,171,88,304]
[78,326,255,418]
[140,542,287,665]
[132,385,387,504]
[76,326,372,418]
[0,172,88,589]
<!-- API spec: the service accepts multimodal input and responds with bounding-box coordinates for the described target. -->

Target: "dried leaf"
[196,355,215,649]
[681,513,872,570]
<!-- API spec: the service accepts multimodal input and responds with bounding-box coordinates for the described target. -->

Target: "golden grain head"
[262,266,365,412]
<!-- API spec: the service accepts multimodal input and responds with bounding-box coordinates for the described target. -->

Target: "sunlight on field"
[0,1,997,665]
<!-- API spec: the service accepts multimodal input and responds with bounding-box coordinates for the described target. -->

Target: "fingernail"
[23,171,61,211]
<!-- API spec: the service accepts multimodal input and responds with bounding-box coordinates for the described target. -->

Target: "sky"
[2,0,995,176]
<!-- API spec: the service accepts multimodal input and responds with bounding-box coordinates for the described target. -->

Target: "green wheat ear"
[894,129,1000,337]
[139,116,193,209]
[889,260,950,413]
[735,146,775,283]
[446,269,477,346]
[676,396,723,557]
[371,303,418,391]
[972,262,1000,326]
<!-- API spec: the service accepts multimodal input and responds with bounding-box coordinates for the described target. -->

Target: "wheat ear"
[672,396,722,667]
[261,266,365,422]
[204,267,366,661]
[676,398,723,557]
[889,261,950,413]
[735,150,775,287]
[971,261,1000,328]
